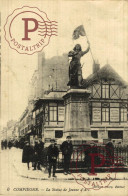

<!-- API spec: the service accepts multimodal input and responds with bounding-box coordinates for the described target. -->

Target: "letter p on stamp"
[4,6,58,55]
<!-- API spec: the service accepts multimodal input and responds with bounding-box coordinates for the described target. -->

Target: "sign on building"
[93,108,101,122]
[58,107,65,121]
[110,108,119,122]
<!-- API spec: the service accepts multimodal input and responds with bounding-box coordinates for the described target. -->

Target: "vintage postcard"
[0,0,128,196]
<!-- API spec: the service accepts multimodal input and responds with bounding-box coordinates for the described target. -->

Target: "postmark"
[70,142,125,190]
[4,6,58,55]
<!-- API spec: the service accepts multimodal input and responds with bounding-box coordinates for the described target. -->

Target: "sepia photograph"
[0,0,128,195]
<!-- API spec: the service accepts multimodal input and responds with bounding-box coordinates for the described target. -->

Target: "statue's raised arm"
[81,42,90,56]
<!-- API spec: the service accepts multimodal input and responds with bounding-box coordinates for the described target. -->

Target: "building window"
[46,102,64,123]
[102,108,109,122]
[58,106,65,121]
[121,108,127,122]
[36,109,39,115]
[91,131,98,138]
[33,112,35,118]
[40,106,43,112]
[45,105,49,121]
[21,130,24,135]
[92,102,101,123]
[49,106,57,121]
[102,85,109,98]
[108,131,123,139]
[55,130,63,138]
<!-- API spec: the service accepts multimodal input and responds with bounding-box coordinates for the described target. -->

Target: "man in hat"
[61,136,73,175]
[47,139,59,178]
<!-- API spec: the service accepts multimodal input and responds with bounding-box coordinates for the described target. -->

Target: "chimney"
[38,52,45,72]
[38,52,45,97]
[93,60,100,74]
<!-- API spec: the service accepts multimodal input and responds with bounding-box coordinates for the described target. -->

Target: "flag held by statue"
[72,25,86,40]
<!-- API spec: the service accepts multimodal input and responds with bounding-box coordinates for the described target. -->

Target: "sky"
[0,0,128,129]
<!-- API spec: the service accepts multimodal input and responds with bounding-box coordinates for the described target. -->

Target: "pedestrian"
[105,139,114,166]
[38,138,44,168]
[4,140,7,149]
[22,141,34,170]
[15,140,19,148]
[34,138,44,170]
[1,140,4,150]
[47,139,59,178]
[84,142,91,173]
[32,140,39,170]
[60,136,73,175]
[8,140,13,149]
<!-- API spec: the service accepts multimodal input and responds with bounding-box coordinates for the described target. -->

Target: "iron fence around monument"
[114,145,128,166]
[42,145,128,170]
[56,145,128,169]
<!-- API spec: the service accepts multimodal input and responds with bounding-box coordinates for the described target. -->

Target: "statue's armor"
[68,45,90,87]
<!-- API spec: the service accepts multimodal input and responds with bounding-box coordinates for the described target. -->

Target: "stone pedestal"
[63,88,91,141]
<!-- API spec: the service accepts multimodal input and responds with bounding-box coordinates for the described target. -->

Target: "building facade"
[32,91,65,143]
[84,64,128,144]
[18,107,33,142]
[28,52,69,102]
[12,122,19,140]
[30,64,128,144]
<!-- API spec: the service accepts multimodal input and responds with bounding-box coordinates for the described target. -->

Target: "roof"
[44,91,66,99]
[83,64,128,88]
[32,91,66,112]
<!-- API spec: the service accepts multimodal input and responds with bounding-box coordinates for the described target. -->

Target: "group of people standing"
[1,140,8,150]
[47,136,73,178]
[22,136,73,178]
[22,137,115,178]
[1,139,26,150]
[22,138,44,170]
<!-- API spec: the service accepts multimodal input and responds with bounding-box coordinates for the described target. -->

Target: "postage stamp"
[70,142,125,190]
[4,6,58,55]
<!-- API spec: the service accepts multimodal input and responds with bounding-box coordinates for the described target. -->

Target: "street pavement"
[0,147,128,196]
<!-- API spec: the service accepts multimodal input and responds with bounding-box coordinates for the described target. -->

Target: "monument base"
[57,136,98,145]
[63,88,92,143]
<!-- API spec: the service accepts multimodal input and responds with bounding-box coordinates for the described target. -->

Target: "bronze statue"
[68,42,90,87]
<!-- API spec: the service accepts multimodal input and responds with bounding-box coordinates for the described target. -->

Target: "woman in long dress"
[68,42,90,87]
[22,141,34,169]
